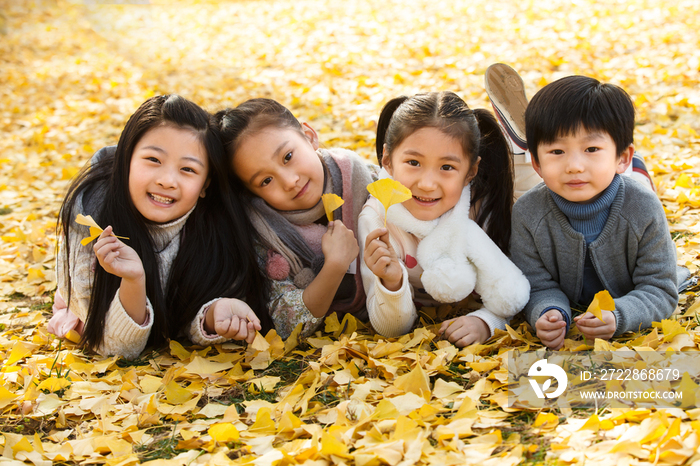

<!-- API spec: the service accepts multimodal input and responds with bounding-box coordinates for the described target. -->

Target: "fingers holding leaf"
[76,214,129,245]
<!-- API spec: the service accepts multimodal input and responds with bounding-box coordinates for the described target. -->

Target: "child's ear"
[200,179,211,198]
[381,144,393,175]
[616,144,634,174]
[465,156,481,185]
[531,155,543,178]
[301,123,319,150]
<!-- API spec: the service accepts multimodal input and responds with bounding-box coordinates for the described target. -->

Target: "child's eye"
[441,164,455,171]
[585,147,600,153]
[260,177,272,187]
[283,152,292,163]
[181,167,196,174]
[407,160,420,167]
[147,156,160,163]
[550,149,564,155]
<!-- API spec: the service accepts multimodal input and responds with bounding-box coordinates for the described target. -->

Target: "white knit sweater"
[56,194,226,359]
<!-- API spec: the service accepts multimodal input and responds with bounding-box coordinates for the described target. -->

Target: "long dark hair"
[376,91,514,253]
[58,95,271,353]
[165,116,273,339]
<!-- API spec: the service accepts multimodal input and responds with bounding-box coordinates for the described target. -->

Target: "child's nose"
[282,172,299,190]
[416,172,437,191]
[565,153,585,173]
[156,170,177,188]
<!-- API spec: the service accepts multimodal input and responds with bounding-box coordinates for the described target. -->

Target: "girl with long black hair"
[50,95,271,359]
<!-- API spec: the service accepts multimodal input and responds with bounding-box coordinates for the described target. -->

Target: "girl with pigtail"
[360,91,530,346]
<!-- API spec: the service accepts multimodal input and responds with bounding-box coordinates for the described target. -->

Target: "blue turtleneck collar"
[549,174,621,244]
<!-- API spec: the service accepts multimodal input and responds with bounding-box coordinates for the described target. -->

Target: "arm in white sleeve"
[468,308,507,337]
[358,203,417,337]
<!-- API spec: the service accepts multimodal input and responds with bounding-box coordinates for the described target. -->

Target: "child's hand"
[363,227,402,292]
[439,315,490,347]
[574,310,616,341]
[93,226,144,281]
[205,298,262,344]
[322,220,359,271]
[535,309,567,349]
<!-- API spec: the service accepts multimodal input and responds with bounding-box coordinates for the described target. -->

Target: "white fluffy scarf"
[386,175,530,319]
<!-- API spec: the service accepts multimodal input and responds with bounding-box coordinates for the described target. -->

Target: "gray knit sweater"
[510,177,678,336]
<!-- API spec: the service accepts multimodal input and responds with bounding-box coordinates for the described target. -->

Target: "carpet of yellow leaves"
[1,0,700,464]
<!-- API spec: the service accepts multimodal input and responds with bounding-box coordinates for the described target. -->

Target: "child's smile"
[412,195,441,207]
[384,127,477,221]
[293,180,311,200]
[129,125,209,224]
[149,193,175,205]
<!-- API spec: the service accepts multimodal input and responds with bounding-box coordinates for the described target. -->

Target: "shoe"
[485,63,528,151]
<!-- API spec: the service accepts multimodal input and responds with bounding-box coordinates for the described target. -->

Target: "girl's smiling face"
[384,127,478,221]
[232,125,324,211]
[128,125,209,224]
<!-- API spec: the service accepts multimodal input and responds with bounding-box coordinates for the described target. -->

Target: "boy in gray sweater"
[509,75,679,349]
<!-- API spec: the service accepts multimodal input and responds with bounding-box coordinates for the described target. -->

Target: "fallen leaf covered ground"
[1,0,700,464]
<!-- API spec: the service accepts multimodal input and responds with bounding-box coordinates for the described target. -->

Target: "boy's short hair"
[525,75,635,163]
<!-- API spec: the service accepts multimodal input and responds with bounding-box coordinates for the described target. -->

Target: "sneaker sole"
[485,63,528,151]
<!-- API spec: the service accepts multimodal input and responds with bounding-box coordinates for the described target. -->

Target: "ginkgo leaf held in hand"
[322,193,344,222]
[585,290,615,322]
[76,214,129,246]
[367,178,412,226]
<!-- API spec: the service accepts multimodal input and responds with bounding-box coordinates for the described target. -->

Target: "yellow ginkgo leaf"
[75,214,129,245]
[322,193,344,222]
[208,422,239,443]
[367,178,412,226]
[586,290,615,322]
[6,341,35,365]
[578,414,600,431]
[533,412,559,429]
[0,386,19,410]
[675,173,693,188]
[164,380,193,404]
[36,377,72,393]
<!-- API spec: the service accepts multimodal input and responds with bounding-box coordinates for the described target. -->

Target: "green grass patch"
[6,292,27,301]
[116,351,160,368]
[259,357,307,385]
[135,426,186,462]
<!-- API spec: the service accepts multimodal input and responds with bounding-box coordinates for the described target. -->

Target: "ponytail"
[376,96,408,165]
[471,108,514,254]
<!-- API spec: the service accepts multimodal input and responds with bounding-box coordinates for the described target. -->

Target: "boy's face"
[532,129,633,204]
